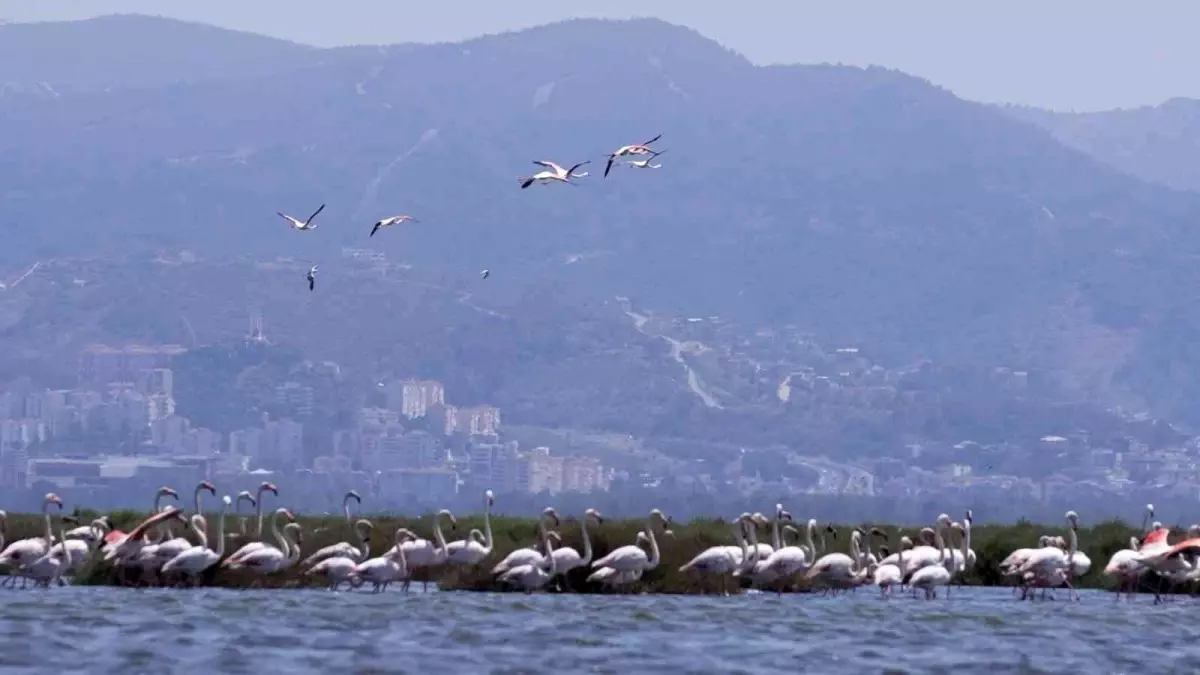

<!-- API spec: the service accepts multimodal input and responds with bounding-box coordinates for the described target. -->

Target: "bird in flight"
[278,204,325,231]
[370,214,419,238]
[627,149,667,170]
[480,269,490,280]
[604,134,663,177]
[305,265,318,291]
[520,160,590,189]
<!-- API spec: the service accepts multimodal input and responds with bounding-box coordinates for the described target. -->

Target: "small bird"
[306,266,318,291]
[604,134,662,177]
[480,269,489,280]
[627,149,667,169]
[370,214,418,238]
[277,204,325,231]
[520,160,590,189]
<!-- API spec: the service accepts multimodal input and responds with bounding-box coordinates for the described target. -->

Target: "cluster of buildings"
[0,343,610,510]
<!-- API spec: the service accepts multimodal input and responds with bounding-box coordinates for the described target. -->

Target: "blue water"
[0,586,1193,673]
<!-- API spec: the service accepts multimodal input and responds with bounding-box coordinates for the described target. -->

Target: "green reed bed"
[0,510,1158,593]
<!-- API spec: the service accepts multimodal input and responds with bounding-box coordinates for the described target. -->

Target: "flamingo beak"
[204,482,216,495]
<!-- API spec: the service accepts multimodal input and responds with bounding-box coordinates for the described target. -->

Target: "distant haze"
[0,0,1197,111]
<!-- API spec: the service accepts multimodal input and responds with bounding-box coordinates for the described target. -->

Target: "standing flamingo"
[223,482,280,565]
[226,491,258,541]
[445,490,495,565]
[590,508,671,577]
[349,528,420,592]
[490,507,562,574]
[498,522,558,593]
[161,495,233,586]
[397,509,457,592]
[0,493,63,587]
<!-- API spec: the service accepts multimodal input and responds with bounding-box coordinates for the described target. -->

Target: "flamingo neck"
[579,515,593,564]
[771,513,783,550]
[254,488,268,538]
[645,516,661,569]
[41,499,54,546]
[481,500,494,553]
[542,528,556,574]
[933,523,946,562]
[356,521,371,560]
[213,504,228,557]
[270,511,287,554]
[432,513,449,555]
[804,521,817,560]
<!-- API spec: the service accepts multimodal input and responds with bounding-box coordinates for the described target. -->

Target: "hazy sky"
[1,1,1194,111]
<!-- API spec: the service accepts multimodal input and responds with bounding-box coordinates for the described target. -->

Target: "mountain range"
[4,15,1200,428]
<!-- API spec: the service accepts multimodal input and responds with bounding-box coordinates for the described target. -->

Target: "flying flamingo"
[603,133,663,177]
[161,495,233,586]
[277,204,325,231]
[370,215,418,237]
[519,160,590,189]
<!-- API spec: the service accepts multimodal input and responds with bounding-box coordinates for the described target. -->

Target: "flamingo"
[349,528,419,593]
[223,482,280,565]
[302,519,373,568]
[277,204,325,231]
[626,152,666,169]
[586,530,675,589]
[445,490,495,565]
[681,514,755,596]
[1133,526,1200,604]
[519,160,590,189]
[370,214,418,237]
[1103,503,1156,600]
[873,532,913,597]
[590,508,670,576]
[102,506,186,565]
[44,517,110,582]
[223,507,295,570]
[746,519,824,592]
[64,515,112,543]
[23,510,78,587]
[226,491,258,541]
[490,508,562,574]
[805,528,867,594]
[0,493,63,587]
[161,495,233,586]
[544,508,604,591]
[498,522,558,593]
[306,266,318,291]
[907,517,953,600]
[603,134,663,177]
[101,485,179,558]
[396,509,457,592]
[1014,510,1084,601]
[228,514,303,583]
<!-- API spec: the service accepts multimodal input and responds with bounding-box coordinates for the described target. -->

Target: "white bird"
[23,511,78,587]
[348,527,419,592]
[906,518,953,599]
[680,514,756,596]
[544,508,604,591]
[604,133,663,177]
[223,482,280,565]
[277,204,325,230]
[445,490,495,565]
[519,160,590,189]
[302,519,373,568]
[161,495,233,586]
[587,531,657,587]
[102,507,186,565]
[480,269,489,280]
[1014,510,1084,601]
[626,149,667,169]
[590,508,670,575]
[370,214,418,238]
[223,508,296,573]
[490,508,562,575]
[805,529,867,593]
[498,523,558,593]
[45,517,110,582]
[0,493,63,582]
[306,266,318,291]
[395,509,457,592]
[229,521,303,581]
[872,534,913,597]
[1103,504,1157,600]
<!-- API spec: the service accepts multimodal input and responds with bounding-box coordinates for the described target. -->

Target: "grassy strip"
[0,510,1151,593]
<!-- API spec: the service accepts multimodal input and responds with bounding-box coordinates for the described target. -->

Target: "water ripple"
[0,586,1196,673]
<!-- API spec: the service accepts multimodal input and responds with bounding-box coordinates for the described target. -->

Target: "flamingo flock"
[0,487,1195,602]
[276,133,667,292]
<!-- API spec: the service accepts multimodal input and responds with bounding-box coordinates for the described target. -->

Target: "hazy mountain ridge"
[6,15,1200,423]
[1006,98,1200,194]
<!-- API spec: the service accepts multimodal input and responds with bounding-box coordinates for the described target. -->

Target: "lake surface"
[0,586,1193,674]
